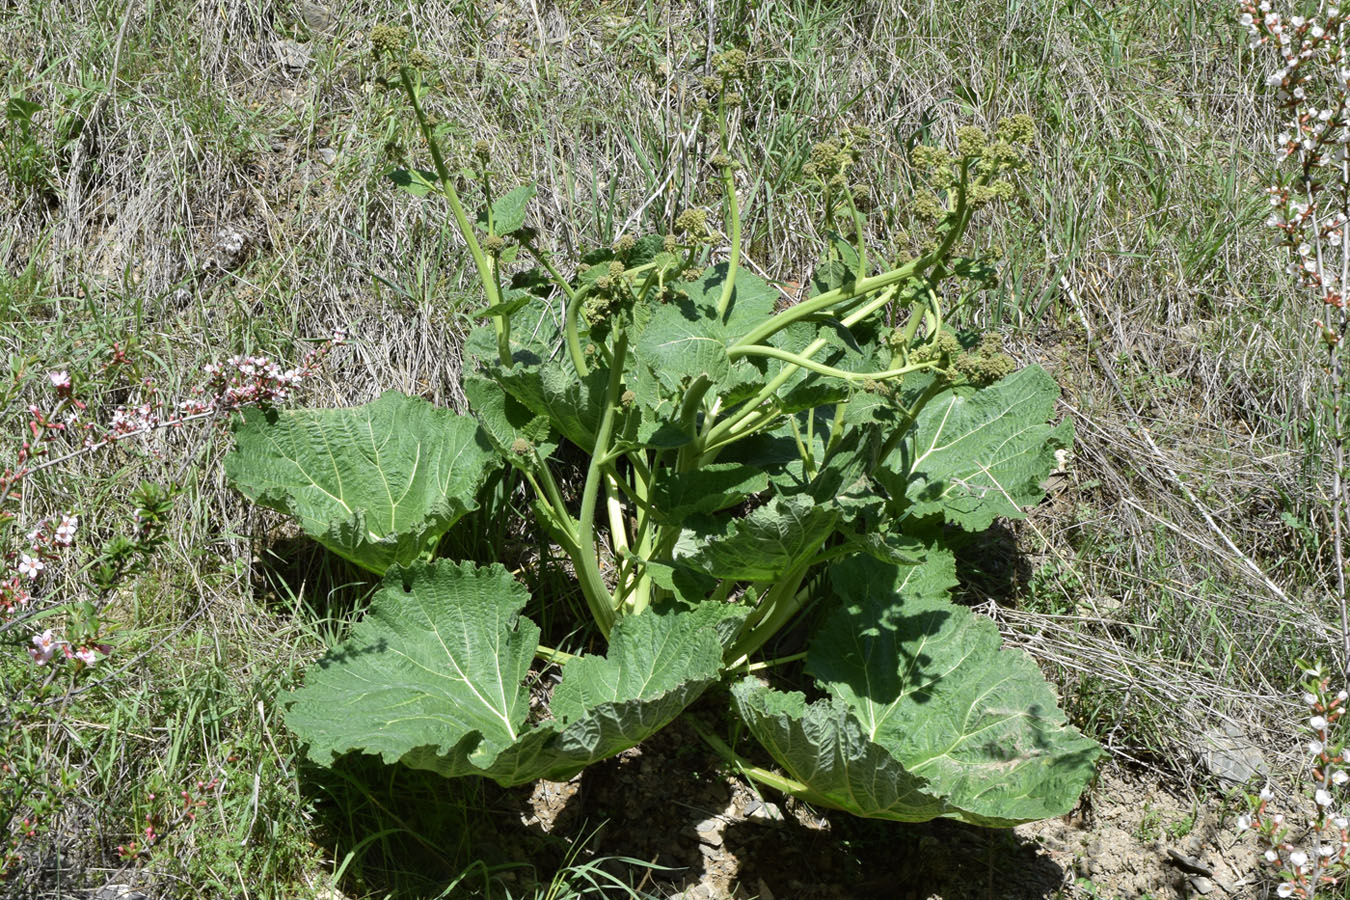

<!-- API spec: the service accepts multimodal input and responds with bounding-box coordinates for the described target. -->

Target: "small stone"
[694,817,724,846]
[1199,722,1267,786]
[1189,875,1215,895]
[317,147,336,166]
[94,887,147,900]
[274,39,311,72]
[745,800,784,824]
[297,0,334,32]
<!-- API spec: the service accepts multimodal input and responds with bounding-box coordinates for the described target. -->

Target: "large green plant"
[225,37,1100,826]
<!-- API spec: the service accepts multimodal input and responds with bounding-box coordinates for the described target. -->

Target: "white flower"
[17,554,43,579]
[1311,738,1326,755]
[1321,843,1337,857]
[1313,715,1328,729]
[1266,848,1280,862]
[1262,786,1275,801]
[1237,814,1253,830]
[73,646,98,666]
[1339,690,1348,702]
[1335,815,1349,829]
[1278,883,1295,897]
[1291,849,1310,867]
[1334,770,1349,785]
[54,515,77,546]
[1317,788,1334,806]
[1306,692,1320,705]
[48,370,70,390]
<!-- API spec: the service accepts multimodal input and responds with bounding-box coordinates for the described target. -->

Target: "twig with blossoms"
[1242,0,1350,672]
[1239,667,1350,898]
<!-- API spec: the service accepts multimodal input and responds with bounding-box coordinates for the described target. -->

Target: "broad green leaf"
[732,682,945,820]
[678,263,778,342]
[675,494,837,581]
[647,464,769,523]
[634,304,731,390]
[477,182,536,235]
[225,392,497,575]
[882,366,1072,530]
[734,552,1101,825]
[495,358,608,449]
[286,561,745,785]
[386,167,439,198]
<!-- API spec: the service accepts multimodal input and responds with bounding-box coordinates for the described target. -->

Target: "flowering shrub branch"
[1241,4,1350,895]
[1239,666,1350,897]
[1242,0,1350,668]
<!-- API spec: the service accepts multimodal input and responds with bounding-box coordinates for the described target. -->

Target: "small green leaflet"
[476,183,537,235]
[386,167,440,198]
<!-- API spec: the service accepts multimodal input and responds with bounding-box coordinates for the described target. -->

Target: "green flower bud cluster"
[370,24,410,61]
[675,207,709,238]
[613,234,637,255]
[803,138,855,183]
[907,330,963,363]
[713,49,748,81]
[905,115,1036,222]
[581,260,636,329]
[481,234,506,257]
[952,333,1016,386]
[694,49,749,117]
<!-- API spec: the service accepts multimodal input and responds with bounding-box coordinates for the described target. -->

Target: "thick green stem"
[535,645,578,665]
[727,562,813,667]
[702,284,903,453]
[576,330,631,635]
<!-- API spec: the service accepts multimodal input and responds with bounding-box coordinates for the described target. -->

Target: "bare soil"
[481,716,1267,900]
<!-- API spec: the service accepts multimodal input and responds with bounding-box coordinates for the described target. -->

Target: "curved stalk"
[575,329,631,635]
[687,717,835,809]
[564,284,593,376]
[727,345,940,385]
[398,65,510,366]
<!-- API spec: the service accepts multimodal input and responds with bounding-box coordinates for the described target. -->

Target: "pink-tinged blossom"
[48,371,71,392]
[29,630,59,665]
[73,646,99,666]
